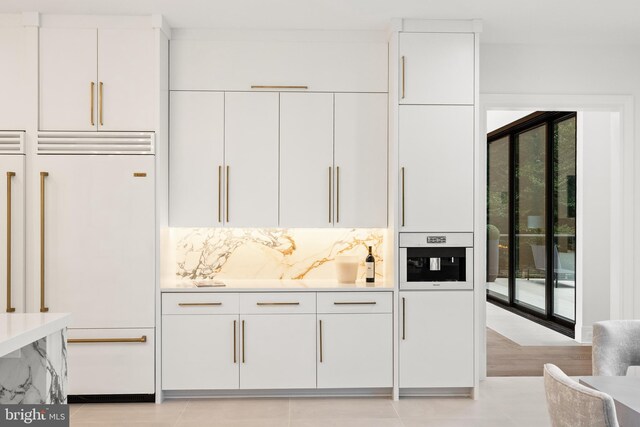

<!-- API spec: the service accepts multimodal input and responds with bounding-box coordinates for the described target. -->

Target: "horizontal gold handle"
[69,336,147,344]
[178,302,222,307]
[256,302,300,306]
[333,301,377,305]
[133,172,147,177]
[251,85,308,89]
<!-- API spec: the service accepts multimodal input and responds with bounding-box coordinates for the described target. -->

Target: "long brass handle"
[241,320,245,363]
[225,165,230,223]
[336,166,340,223]
[401,56,406,99]
[319,319,323,363]
[256,302,300,306]
[401,167,405,227]
[218,165,222,223]
[328,166,332,223]
[40,172,48,313]
[333,301,377,305]
[251,85,308,90]
[90,82,95,126]
[99,82,104,126]
[178,302,222,307]
[233,320,237,364]
[6,172,15,313]
[69,336,147,344]
[402,297,406,340]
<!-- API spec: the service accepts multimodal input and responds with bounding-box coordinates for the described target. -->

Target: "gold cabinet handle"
[178,302,222,307]
[401,167,405,227]
[328,166,332,223]
[5,172,15,313]
[241,320,245,363]
[225,165,230,223]
[251,85,308,90]
[40,172,48,313]
[256,302,300,306]
[99,82,104,126]
[333,301,377,305]
[133,172,147,177]
[90,82,95,126]
[69,336,147,344]
[401,56,406,99]
[218,165,222,223]
[319,319,323,363]
[233,320,237,364]
[402,297,406,340]
[336,166,340,223]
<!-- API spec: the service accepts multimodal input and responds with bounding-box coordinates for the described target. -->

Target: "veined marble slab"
[0,313,71,357]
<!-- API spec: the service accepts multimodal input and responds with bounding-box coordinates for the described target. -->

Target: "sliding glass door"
[487,112,576,336]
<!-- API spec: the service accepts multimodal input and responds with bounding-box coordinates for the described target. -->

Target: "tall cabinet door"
[36,155,155,328]
[334,93,388,228]
[399,105,474,232]
[39,28,98,131]
[0,28,26,129]
[399,33,474,105]
[0,156,25,313]
[224,92,279,227]
[280,93,334,227]
[98,29,154,131]
[399,291,474,388]
[170,91,225,227]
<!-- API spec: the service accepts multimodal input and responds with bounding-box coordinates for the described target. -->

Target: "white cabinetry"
[399,105,474,232]
[399,291,474,388]
[39,28,154,131]
[0,26,26,129]
[399,33,474,105]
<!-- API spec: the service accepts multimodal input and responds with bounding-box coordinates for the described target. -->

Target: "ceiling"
[1,0,639,45]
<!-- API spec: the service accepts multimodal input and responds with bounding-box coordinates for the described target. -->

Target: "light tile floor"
[69,377,552,427]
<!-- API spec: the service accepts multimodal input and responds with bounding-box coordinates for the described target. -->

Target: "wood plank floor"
[487,327,592,377]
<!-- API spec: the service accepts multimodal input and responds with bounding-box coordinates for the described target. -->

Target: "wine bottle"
[366,246,375,283]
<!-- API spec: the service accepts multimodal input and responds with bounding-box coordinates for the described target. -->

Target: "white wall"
[481,43,640,322]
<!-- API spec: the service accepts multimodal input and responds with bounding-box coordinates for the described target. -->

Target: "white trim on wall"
[478,93,634,379]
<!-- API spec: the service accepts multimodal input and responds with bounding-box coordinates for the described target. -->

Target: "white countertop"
[0,313,71,357]
[162,279,395,292]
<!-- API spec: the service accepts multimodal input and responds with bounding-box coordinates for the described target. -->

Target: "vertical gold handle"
[319,319,323,363]
[336,166,340,223]
[402,297,406,340]
[233,320,237,364]
[6,172,15,313]
[241,319,245,363]
[40,172,49,313]
[225,166,230,223]
[401,167,405,227]
[98,82,104,126]
[218,165,222,223]
[90,82,95,126]
[401,56,406,99]
[328,167,332,223]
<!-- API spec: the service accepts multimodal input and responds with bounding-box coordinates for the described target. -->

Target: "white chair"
[544,364,619,427]
[592,320,640,376]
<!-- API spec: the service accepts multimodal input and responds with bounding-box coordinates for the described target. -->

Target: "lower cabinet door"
[240,314,316,389]
[399,291,474,388]
[162,314,239,390]
[67,328,154,395]
[317,313,393,388]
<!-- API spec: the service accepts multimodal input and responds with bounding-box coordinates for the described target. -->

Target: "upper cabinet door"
[280,93,334,228]
[0,28,26,130]
[334,93,388,228]
[97,29,154,131]
[224,92,279,227]
[39,28,98,131]
[399,105,474,232]
[170,91,225,227]
[399,33,474,105]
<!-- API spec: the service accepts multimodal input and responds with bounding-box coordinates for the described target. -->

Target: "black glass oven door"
[406,247,466,282]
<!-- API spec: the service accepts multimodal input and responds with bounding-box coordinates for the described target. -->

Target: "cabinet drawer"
[163,293,239,315]
[240,292,316,314]
[317,292,392,314]
[67,328,154,395]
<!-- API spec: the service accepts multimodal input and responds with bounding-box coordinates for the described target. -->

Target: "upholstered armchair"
[592,320,640,376]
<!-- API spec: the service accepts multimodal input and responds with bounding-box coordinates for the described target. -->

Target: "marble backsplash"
[172,228,386,281]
